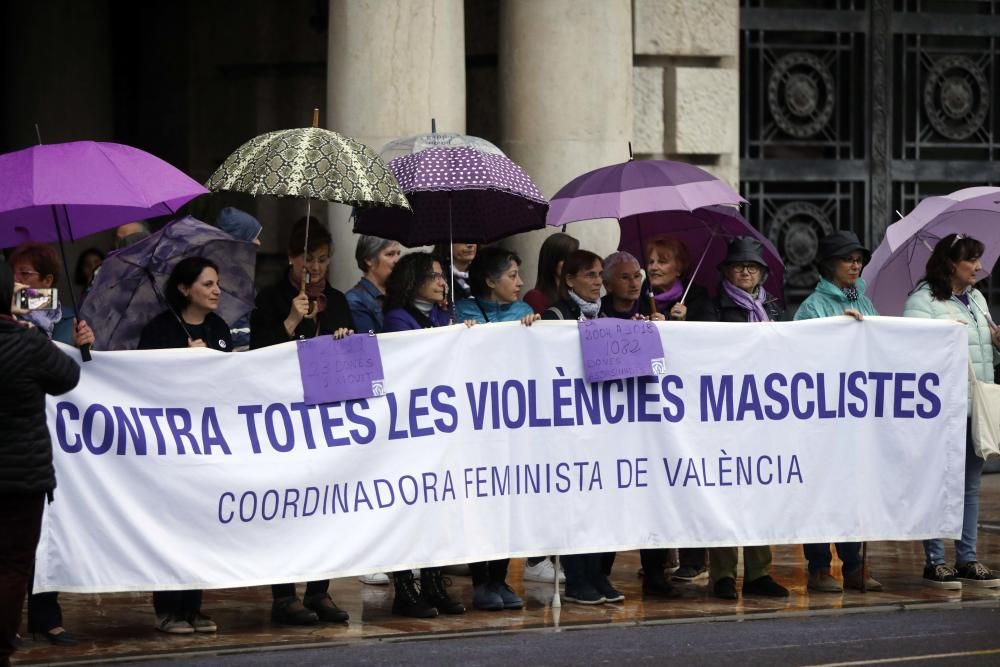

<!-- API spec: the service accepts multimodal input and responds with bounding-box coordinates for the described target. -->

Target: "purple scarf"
[652,280,684,308]
[723,280,769,322]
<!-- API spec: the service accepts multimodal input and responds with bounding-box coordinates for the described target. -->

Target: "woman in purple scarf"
[706,236,789,602]
[638,236,714,323]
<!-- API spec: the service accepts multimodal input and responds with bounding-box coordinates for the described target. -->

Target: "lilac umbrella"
[353,146,548,246]
[0,141,207,247]
[865,186,1000,316]
[79,216,257,351]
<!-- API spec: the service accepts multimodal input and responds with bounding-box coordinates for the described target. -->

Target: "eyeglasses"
[14,269,40,280]
[839,256,865,266]
[730,263,761,275]
[425,272,445,281]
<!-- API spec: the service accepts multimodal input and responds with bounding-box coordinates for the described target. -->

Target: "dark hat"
[216,207,262,243]
[818,230,870,263]
[719,236,768,270]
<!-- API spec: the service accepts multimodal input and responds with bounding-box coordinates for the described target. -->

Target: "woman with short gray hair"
[345,235,401,335]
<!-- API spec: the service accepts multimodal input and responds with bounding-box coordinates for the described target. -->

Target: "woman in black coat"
[249,217,353,627]
[0,263,80,666]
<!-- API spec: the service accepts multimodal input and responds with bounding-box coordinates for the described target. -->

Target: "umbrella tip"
[628,141,633,161]
[312,108,320,128]
[431,117,437,133]
[894,209,903,220]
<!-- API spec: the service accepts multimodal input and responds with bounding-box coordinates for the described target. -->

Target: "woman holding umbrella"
[640,236,713,323]
[903,233,1000,589]
[249,217,353,626]
[794,230,882,593]
[382,252,468,618]
[137,256,229,634]
[705,238,789,601]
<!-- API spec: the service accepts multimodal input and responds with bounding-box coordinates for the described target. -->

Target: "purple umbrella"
[0,141,207,247]
[865,186,1000,316]
[352,146,548,246]
[79,216,257,351]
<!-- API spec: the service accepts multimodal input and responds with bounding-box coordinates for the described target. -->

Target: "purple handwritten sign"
[296,334,386,405]
[578,319,666,383]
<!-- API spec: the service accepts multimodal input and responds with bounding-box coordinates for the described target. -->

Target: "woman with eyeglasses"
[250,217,353,627]
[794,230,882,594]
[382,252,469,618]
[702,238,789,601]
[903,233,1000,590]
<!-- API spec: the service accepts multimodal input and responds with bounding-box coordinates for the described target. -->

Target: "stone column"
[498,0,633,287]
[326,0,466,291]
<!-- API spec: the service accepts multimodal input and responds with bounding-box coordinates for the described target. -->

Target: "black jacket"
[638,281,714,322]
[250,272,355,349]
[137,310,233,351]
[0,318,80,495]
[714,289,783,323]
[541,297,606,321]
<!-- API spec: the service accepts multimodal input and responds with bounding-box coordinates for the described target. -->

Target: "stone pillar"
[326,0,466,291]
[498,0,633,287]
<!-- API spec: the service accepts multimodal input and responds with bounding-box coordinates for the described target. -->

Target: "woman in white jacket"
[903,233,1000,590]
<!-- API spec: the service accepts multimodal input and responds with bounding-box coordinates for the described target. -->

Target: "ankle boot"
[392,571,438,618]
[421,568,466,614]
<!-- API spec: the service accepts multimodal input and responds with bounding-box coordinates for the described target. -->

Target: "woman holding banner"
[249,218,353,627]
[794,230,883,593]
[138,256,230,634]
[705,238,789,601]
[903,233,1000,589]
[382,252,469,618]
[524,232,579,315]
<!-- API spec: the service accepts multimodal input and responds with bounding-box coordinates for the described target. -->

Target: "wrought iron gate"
[740,0,1000,304]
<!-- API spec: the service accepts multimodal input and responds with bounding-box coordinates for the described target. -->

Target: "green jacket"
[794,277,879,321]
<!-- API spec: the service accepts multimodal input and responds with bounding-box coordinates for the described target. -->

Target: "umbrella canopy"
[206,127,410,210]
[547,159,745,227]
[618,205,785,299]
[0,141,208,248]
[353,146,548,246]
[865,186,1000,316]
[378,132,505,162]
[80,216,257,351]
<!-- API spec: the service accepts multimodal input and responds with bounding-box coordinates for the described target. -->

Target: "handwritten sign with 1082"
[578,319,666,383]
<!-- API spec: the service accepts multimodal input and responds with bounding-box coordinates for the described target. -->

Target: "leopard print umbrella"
[206,127,410,211]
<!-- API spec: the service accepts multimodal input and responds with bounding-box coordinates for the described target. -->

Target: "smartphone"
[18,287,59,311]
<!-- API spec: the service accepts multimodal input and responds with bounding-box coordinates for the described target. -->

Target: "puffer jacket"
[456,297,535,324]
[794,276,879,321]
[0,319,81,495]
[904,282,997,414]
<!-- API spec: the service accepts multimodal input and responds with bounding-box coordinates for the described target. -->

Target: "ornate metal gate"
[740,0,1000,304]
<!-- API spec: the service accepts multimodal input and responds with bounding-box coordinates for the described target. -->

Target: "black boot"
[421,568,466,614]
[392,571,438,618]
[303,593,349,623]
[271,596,319,626]
[642,570,682,599]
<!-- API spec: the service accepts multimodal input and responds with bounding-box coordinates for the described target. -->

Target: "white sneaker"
[523,558,566,583]
[358,572,390,585]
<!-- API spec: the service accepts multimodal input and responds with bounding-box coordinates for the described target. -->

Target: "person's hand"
[843,308,864,321]
[332,327,352,340]
[73,319,95,347]
[10,282,28,316]
[284,292,311,335]
[463,319,476,328]
[520,313,541,327]
[631,313,649,321]
[187,338,207,348]
[669,303,687,320]
[649,312,666,322]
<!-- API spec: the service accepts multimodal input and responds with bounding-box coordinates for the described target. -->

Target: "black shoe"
[33,629,79,646]
[672,564,708,581]
[642,573,682,599]
[954,561,1000,589]
[923,564,962,590]
[392,571,439,618]
[303,593,349,623]
[742,575,790,598]
[421,569,465,614]
[563,582,605,604]
[593,576,625,603]
[271,596,319,626]
[713,577,738,600]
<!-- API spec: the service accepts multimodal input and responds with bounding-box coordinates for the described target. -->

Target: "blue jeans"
[803,542,862,575]
[924,429,984,566]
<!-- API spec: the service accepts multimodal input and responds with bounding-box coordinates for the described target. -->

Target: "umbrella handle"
[79,343,92,362]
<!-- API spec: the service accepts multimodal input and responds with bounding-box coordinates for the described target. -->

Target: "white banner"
[37,317,967,593]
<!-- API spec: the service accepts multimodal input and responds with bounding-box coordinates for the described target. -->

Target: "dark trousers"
[679,547,707,568]
[640,548,668,573]
[469,559,510,586]
[0,493,44,664]
[271,580,329,601]
[26,592,61,632]
[152,590,203,617]
[803,542,862,575]
[562,553,612,588]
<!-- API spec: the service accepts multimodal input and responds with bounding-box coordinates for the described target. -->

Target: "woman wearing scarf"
[903,234,1000,590]
[250,217,353,627]
[433,242,477,304]
[794,230,882,594]
[705,237,789,601]
[382,252,469,617]
[600,251,643,319]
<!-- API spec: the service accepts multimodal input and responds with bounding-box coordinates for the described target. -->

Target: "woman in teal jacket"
[903,233,1000,590]
[794,231,882,594]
